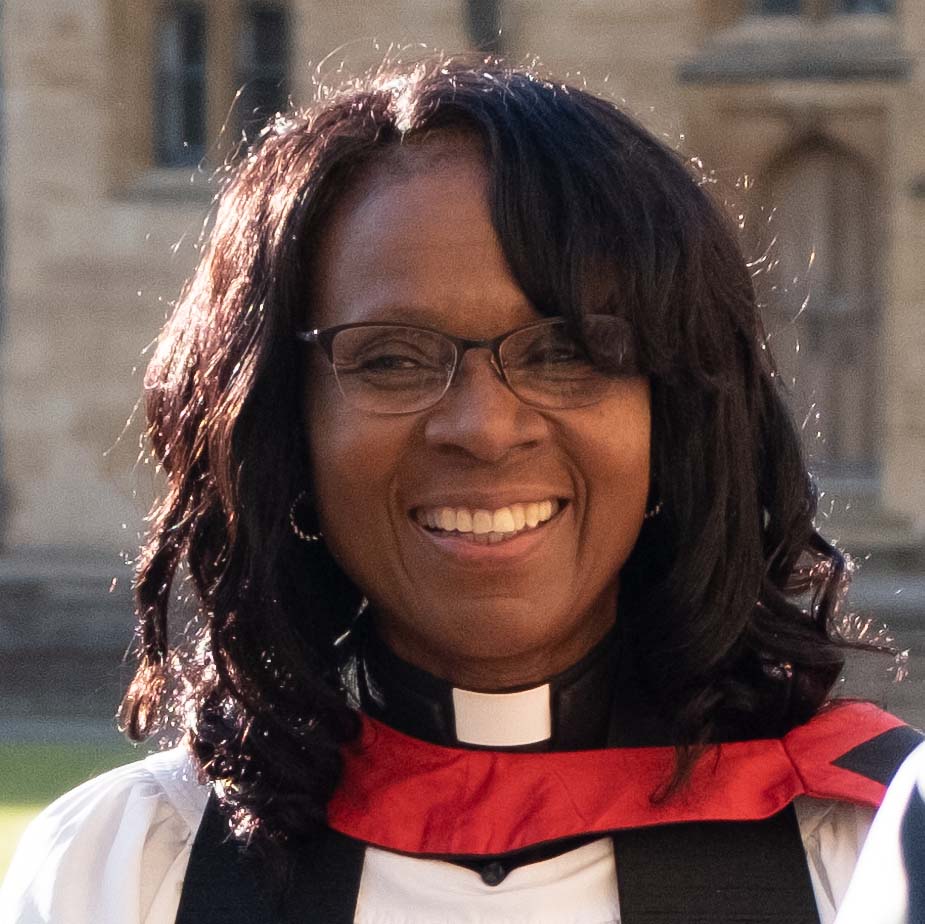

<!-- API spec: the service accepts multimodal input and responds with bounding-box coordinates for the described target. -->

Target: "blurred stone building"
[1,0,923,729]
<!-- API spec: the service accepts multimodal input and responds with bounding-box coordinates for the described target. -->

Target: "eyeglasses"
[296,315,640,416]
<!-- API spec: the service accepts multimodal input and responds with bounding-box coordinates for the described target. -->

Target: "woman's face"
[304,148,651,690]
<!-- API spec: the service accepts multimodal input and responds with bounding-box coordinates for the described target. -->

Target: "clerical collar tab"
[452,684,552,746]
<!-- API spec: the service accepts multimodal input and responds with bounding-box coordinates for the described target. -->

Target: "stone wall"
[2,0,205,550]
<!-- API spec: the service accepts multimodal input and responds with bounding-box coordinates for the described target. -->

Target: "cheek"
[577,388,651,545]
[587,383,651,483]
[305,391,409,571]
[309,402,372,510]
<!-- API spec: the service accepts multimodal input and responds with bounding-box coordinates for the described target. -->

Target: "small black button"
[479,861,508,886]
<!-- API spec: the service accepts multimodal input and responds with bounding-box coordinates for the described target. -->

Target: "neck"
[352,628,619,751]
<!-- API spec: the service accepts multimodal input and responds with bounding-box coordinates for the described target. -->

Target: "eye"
[539,344,584,363]
[352,341,439,372]
[522,338,588,366]
[359,352,428,372]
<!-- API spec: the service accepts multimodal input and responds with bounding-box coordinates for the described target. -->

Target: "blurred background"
[1,0,923,877]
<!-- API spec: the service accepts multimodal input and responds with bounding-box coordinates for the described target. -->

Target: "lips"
[413,499,562,544]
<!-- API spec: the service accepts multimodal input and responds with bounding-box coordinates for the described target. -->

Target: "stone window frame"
[154,0,209,169]
[109,0,290,200]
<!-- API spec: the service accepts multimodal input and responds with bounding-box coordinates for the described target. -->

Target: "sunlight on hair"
[379,62,428,134]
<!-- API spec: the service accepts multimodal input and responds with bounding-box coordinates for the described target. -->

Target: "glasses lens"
[501,317,639,408]
[329,325,455,414]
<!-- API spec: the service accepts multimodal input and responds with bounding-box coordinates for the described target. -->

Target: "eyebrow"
[346,302,539,328]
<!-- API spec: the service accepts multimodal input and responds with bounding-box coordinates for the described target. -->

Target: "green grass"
[0,740,143,881]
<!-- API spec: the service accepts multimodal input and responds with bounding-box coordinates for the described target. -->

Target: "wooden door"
[761,138,881,478]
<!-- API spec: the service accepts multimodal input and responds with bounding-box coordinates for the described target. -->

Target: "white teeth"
[417,499,561,539]
[492,507,516,533]
[438,507,456,531]
[472,510,493,535]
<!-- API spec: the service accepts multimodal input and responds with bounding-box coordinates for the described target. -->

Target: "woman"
[1,58,919,924]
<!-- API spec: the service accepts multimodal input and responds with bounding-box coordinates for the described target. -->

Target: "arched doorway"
[759,136,881,480]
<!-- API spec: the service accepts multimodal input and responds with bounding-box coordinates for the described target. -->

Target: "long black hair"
[122,56,855,842]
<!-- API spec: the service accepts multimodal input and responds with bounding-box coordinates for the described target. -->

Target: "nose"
[423,349,549,462]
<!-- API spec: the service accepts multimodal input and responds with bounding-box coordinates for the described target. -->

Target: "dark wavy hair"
[121,57,856,842]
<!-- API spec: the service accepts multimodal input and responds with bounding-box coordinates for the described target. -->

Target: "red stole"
[326,701,907,857]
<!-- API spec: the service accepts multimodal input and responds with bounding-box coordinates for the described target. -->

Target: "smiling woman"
[304,150,649,688]
[0,58,920,924]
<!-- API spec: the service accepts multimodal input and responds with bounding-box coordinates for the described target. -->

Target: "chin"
[420,610,588,685]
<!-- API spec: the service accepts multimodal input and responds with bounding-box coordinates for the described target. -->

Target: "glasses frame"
[296,315,633,415]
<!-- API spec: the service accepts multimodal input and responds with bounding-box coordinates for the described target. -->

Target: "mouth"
[412,498,566,545]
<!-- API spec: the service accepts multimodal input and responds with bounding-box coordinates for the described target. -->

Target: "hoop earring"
[643,501,663,520]
[290,490,323,542]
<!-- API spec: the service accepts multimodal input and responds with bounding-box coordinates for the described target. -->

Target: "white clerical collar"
[357,627,616,751]
[451,684,552,747]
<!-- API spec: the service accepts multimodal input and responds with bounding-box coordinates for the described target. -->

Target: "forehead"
[310,140,538,336]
